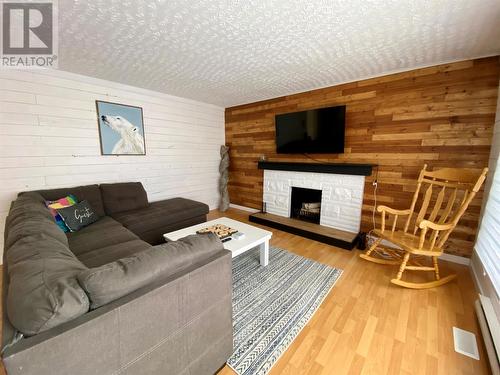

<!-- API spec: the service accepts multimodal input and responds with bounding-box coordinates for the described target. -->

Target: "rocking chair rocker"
[360,164,488,289]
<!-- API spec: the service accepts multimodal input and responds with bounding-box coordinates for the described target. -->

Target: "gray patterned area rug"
[228,246,343,375]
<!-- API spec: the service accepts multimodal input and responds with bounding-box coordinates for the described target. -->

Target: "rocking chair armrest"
[376,205,412,216]
[418,220,454,231]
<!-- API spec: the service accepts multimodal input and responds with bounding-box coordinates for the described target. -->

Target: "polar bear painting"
[96,101,146,155]
[101,115,145,154]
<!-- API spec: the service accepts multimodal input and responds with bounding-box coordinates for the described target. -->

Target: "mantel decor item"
[96,100,146,155]
[219,145,230,211]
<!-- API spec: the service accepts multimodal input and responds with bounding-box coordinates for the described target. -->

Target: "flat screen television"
[275,105,346,154]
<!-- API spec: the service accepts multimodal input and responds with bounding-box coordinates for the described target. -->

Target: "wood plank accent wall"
[225,57,500,258]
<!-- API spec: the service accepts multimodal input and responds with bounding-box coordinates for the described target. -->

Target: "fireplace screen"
[290,187,322,224]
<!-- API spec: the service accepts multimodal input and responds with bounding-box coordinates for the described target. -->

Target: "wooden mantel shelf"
[257,161,374,176]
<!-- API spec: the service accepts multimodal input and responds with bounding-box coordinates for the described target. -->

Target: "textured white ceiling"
[58,0,500,107]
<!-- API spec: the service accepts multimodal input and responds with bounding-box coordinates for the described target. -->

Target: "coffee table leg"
[259,240,269,266]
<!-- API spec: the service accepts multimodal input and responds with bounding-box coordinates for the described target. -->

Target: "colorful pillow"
[45,195,78,232]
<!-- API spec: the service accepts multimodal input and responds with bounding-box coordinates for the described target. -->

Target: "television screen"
[275,105,346,154]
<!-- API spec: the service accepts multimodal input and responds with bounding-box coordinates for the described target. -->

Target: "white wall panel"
[0,69,225,262]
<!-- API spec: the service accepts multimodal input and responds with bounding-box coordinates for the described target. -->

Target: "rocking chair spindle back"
[360,164,488,289]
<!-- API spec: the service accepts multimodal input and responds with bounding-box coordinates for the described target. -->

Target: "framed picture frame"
[95,100,146,155]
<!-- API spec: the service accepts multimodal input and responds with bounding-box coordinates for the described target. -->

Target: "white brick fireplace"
[263,169,365,233]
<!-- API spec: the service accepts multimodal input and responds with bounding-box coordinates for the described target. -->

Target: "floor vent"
[453,327,480,360]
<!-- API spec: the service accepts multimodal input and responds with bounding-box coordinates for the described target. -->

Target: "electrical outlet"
[372,180,378,187]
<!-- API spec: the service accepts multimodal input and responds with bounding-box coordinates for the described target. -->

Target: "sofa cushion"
[67,216,151,267]
[67,216,128,255]
[6,234,89,336]
[78,239,152,268]
[111,198,209,244]
[36,185,105,217]
[6,192,68,249]
[6,214,69,251]
[78,233,223,309]
[45,194,78,232]
[9,192,53,224]
[100,182,149,215]
[5,192,90,336]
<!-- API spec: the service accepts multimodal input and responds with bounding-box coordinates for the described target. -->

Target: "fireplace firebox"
[290,187,322,224]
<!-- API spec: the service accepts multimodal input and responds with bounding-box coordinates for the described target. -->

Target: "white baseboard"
[229,203,260,213]
[470,256,485,295]
[470,252,500,317]
[441,252,470,266]
[471,252,500,374]
[439,253,470,266]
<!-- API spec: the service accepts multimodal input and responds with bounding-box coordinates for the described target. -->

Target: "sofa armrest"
[2,250,233,375]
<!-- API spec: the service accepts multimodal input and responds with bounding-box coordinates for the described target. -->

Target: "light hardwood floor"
[0,208,489,375]
[212,208,490,375]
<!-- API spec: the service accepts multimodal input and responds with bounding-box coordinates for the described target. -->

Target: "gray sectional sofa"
[2,183,233,375]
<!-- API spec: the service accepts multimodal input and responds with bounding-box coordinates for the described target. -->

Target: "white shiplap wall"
[0,69,225,261]
[471,82,500,318]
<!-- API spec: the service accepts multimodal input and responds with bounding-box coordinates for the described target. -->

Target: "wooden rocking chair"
[360,164,488,289]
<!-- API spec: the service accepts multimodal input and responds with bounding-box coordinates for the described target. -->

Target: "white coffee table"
[163,217,272,266]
